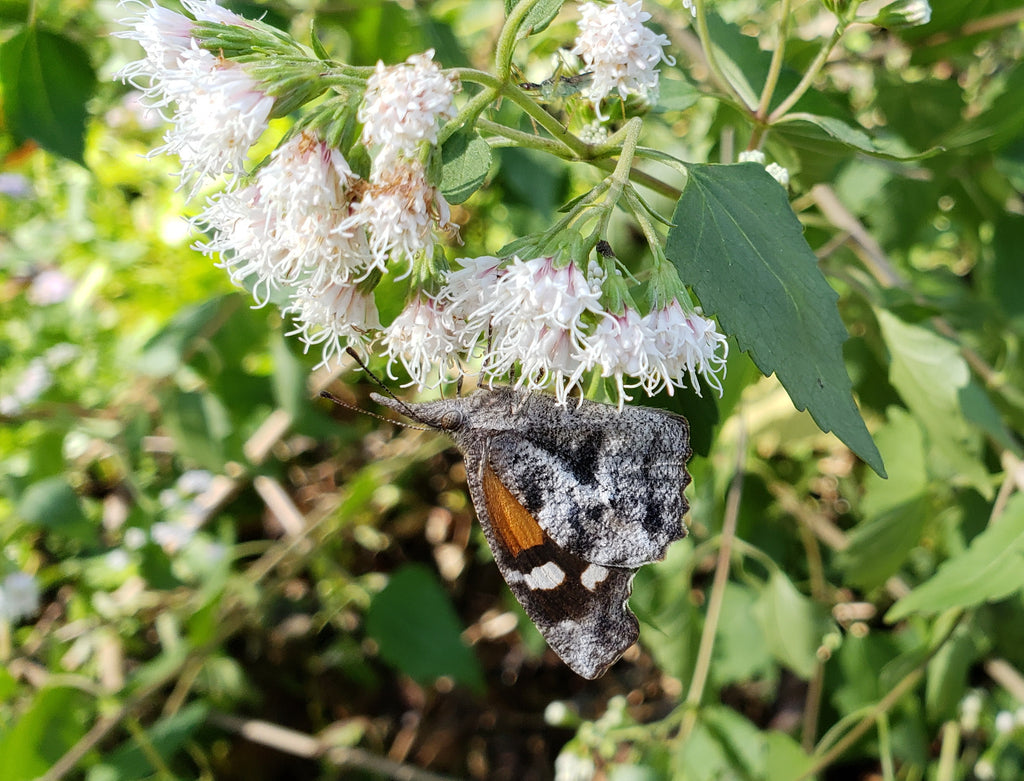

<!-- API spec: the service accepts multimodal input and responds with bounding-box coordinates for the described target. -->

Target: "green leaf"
[0,26,96,165]
[0,686,93,781]
[508,0,565,39]
[838,496,930,591]
[711,582,774,686]
[875,310,989,494]
[162,390,233,471]
[886,494,1024,622]
[441,129,491,204]
[765,731,816,779]
[654,75,701,113]
[775,114,936,161]
[752,570,828,679]
[365,564,484,692]
[665,163,885,475]
[631,541,700,681]
[860,407,928,518]
[137,296,240,377]
[925,624,978,721]
[90,703,209,780]
[17,476,91,542]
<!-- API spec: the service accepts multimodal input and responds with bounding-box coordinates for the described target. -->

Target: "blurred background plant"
[2,0,1024,779]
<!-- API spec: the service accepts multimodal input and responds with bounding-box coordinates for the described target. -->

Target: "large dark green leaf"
[665,163,885,475]
[0,26,95,164]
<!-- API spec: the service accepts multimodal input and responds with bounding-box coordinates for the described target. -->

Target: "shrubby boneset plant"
[115,0,734,407]
[115,0,930,469]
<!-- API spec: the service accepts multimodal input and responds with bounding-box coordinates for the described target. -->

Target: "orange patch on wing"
[482,464,543,556]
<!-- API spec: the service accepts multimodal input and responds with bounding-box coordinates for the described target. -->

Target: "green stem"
[493,0,545,81]
[475,117,579,157]
[691,0,746,106]
[767,24,844,122]
[796,612,965,781]
[679,419,747,742]
[441,84,501,145]
[754,0,793,124]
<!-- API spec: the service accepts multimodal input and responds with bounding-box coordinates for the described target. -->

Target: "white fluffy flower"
[571,0,674,115]
[286,280,382,368]
[645,301,728,396]
[116,1,274,192]
[437,255,504,351]
[381,296,461,388]
[474,257,602,402]
[196,137,368,304]
[359,49,458,165]
[577,307,659,408]
[347,160,455,278]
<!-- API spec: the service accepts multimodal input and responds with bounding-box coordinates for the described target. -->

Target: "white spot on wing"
[524,561,566,590]
[581,563,609,591]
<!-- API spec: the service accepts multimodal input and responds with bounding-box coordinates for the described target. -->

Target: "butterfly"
[373,386,692,679]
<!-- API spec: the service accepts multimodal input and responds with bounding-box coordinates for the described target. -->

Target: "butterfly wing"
[484,393,691,568]
[462,447,640,679]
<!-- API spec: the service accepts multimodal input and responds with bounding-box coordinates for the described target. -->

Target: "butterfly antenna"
[341,346,428,426]
[318,389,429,430]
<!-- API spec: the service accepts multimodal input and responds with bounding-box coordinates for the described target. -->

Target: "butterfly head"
[370,392,470,433]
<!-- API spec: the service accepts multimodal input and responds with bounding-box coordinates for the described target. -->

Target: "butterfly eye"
[439,409,467,430]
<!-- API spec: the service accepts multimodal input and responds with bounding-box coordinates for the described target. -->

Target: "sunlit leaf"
[886,494,1024,622]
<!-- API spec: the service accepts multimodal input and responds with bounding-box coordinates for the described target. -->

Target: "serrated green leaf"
[366,564,484,692]
[665,163,885,476]
[886,494,1024,622]
[876,310,989,494]
[0,26,95,164]
[776,114,937,161]
[441,129,491,204]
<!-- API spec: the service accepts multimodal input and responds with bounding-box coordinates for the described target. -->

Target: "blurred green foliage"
[2,0,1024,780]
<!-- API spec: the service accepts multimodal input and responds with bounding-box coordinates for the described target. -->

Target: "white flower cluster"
[188,53,458,366]
[0,571,40,623]
[384,255,728,406]
[571,0,675,116]
[116,0,275,194]
[359,50,459,168]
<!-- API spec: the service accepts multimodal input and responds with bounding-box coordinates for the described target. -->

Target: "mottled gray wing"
[461,440,640,679]
[485,395,691,568]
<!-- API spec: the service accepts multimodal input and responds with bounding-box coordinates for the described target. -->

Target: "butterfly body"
[372,387,692,679]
